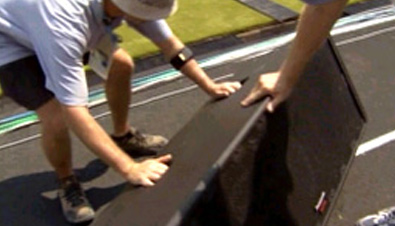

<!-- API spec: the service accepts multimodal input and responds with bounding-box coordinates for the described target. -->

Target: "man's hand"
[206,81,242,98]
[241,72,294,112]
[124,154,172,187]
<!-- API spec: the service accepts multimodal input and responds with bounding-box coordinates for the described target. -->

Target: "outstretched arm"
[61,105,171,186]
[156,35,242,98]
[129,19,241,98]
[241,0,347,111]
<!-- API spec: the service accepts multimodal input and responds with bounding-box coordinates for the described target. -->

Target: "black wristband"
[170,47,194,70]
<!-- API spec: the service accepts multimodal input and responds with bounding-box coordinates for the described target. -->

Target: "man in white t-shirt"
[0,0,241,223]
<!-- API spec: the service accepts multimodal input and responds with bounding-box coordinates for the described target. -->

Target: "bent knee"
[36,99,68,132]
[42,115,68,134]
[110,48,134,77]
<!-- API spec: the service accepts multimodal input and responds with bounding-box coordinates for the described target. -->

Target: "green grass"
[116,0,272,58]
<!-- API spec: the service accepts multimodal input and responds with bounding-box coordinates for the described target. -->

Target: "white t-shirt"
[0,0,172,106]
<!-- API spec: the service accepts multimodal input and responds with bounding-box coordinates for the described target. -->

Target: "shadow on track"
[0,158,125,226]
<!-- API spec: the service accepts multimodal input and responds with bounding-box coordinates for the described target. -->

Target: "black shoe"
[58,175,95,224]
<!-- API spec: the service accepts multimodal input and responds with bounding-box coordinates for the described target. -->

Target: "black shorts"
[0,56,54,110]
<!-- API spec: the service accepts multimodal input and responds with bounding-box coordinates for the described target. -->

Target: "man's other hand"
[125,154,172,187]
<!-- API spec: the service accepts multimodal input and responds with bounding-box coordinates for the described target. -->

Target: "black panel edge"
[321,38,367,226]
[327,37,367,122]
[322,126,366,226]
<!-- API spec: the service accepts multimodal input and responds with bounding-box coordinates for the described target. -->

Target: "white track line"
[337,26,395,46]
[356,130,395,156]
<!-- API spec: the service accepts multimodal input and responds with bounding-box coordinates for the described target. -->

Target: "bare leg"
[36,98,73,179]
[105,48,168,154]
[38,100,96,223]
[105,48,134,136]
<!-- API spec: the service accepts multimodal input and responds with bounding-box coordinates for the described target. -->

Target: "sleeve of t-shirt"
[126,19,173,43]
[300,0,337,5]
[29,21,89,107]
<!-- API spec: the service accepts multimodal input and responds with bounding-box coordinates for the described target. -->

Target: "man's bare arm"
[241,0,347,111]
[156,35,242,98]
[61,105,171,186]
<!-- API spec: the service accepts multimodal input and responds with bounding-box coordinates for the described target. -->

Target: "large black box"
[92,40,365,226]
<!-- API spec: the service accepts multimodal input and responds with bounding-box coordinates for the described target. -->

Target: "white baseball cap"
[111,0,178,20]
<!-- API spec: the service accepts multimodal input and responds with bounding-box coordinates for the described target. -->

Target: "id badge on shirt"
[88,32,117,80]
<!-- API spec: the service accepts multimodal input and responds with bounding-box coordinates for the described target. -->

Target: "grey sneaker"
[356,206,395,226]
[58,176,95,224]
[111,127,168,158]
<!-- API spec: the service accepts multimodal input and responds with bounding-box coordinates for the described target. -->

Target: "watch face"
[179,53,186,61]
